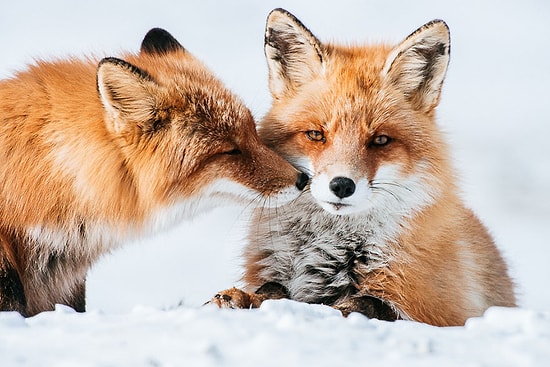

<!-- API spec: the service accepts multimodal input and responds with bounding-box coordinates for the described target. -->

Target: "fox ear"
[382,20,450,113]
[140,28,185,55]
[97,57,158,135]
[264,8,324,99]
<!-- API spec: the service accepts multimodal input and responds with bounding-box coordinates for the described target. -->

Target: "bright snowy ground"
[1,0,549,366]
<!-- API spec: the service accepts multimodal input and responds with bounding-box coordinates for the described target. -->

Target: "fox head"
[95,28,308,222]
[259,9,452,217]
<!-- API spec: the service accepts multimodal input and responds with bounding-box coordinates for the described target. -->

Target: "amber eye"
[372,135,391,146]
[222,148,242,155]
[305,130,325,142]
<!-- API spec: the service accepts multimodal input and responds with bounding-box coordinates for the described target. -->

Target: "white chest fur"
[249,192,404,303]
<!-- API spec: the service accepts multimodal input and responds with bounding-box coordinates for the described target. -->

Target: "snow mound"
[1,301,548,366]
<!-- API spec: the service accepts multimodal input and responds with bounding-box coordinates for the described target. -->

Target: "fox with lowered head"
[0,28,308,316]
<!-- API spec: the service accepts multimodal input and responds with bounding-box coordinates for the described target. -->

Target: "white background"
[1,1,549,366]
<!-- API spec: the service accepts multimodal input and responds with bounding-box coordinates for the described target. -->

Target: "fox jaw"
[260,10,451,218]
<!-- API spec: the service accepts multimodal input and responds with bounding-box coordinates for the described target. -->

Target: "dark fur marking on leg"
[69,279,86,312]
[0,256,26,315]
[255,282,289,299]
[335,295,399,321]
[0,230,27,315]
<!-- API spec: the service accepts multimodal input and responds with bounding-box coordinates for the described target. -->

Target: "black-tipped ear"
[141,28,185,55]
[382,20,450,113]
[264,8,324,99]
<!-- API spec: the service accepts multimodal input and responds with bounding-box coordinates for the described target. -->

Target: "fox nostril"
[295,172,309,191]
[329,176,355,198]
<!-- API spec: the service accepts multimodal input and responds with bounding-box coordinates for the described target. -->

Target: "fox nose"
[329,176,355,198]
[295,172,309,191]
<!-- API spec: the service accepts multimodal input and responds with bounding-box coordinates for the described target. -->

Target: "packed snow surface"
[1,0,549,366]
[1,303,549,367]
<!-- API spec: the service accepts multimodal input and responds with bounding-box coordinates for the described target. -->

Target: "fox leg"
[67,279,86,312]
[0,234,27,315]
[208,283,398,321]
[0,257,26,315]
[207,282,289,309]
[208,288,265,309]
[333,295,399,321]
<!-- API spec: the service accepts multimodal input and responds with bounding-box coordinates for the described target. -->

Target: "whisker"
[370,185,402,204]
[370,180,413,193]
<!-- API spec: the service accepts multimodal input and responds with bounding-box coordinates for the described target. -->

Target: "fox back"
[243,9,516,326]
[0,28,306,316]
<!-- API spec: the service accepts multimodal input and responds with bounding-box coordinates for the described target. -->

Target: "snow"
[1,303,549,367]
[1,0,550,366]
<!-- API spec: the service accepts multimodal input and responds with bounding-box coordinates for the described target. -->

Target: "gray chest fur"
[250,194,397,305]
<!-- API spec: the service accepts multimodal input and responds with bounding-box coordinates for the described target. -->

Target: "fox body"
[0,28,307,316]
[210,9,516,326]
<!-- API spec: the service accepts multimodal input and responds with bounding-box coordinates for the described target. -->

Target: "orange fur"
[0,28,306,316]
[211,10,515,326]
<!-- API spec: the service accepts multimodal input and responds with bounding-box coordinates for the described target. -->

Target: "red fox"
[0,27,308,316]
[208,9,516,326]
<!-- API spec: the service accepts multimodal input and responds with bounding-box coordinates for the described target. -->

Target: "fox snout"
[309,170,371,216]
[249,169,307,209]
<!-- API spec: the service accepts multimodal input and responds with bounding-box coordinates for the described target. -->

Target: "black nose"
[329,176,355,198]
[295,172,309,191]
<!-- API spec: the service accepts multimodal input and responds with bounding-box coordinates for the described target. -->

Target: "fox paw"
[334,296,399,321]
[206,287,262,309]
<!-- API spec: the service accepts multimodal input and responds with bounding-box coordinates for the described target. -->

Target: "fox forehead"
[277,82,412,141]
[324,42,392,88]
[126,52,254,136]
[274,42,414,133]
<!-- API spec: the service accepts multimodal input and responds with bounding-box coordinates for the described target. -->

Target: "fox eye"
[372,135,391,147]
[305,130,325,142]
[222,148,242,155]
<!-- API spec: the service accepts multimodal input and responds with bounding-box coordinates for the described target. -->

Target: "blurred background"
[1,0,549,312]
